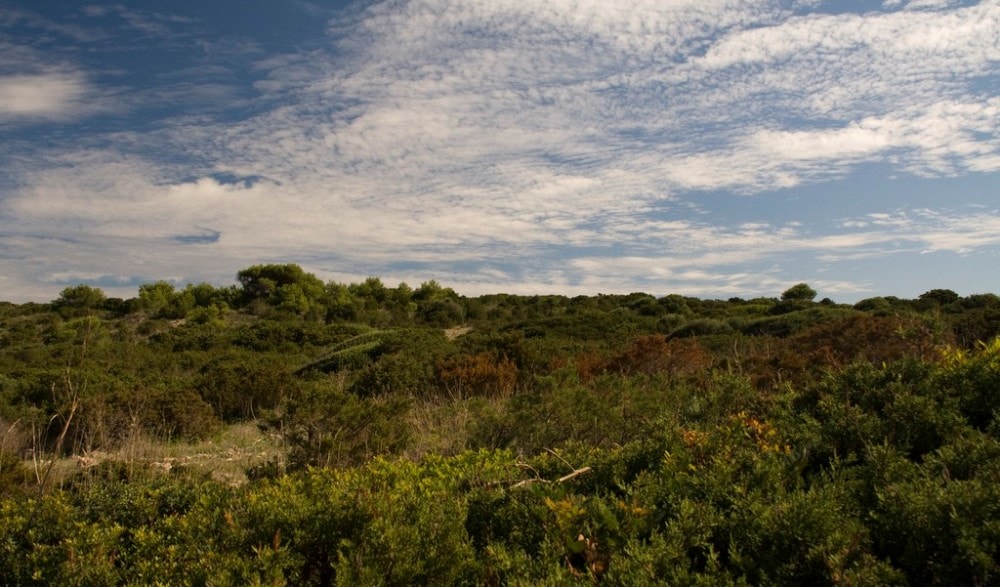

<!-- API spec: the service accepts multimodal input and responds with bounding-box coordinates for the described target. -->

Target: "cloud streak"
[0,72,91,119]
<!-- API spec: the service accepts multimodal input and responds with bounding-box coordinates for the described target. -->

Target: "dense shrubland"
[1,265,999,584]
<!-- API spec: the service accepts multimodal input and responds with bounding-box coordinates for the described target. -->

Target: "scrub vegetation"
[2,265,999,585]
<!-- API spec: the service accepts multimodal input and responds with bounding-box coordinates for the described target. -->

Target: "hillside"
[1,265,999,585]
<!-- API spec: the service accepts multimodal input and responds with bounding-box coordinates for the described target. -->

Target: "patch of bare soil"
[445,325,473,340]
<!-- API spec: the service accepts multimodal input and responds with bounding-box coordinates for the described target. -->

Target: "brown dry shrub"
[436,352,518,399]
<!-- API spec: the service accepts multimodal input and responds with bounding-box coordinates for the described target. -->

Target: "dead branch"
[510,466,592,489]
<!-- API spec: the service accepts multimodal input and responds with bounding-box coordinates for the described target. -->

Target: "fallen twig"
[510,466,592,489]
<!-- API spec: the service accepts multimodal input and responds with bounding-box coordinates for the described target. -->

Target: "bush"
[728,483,901,585]
[278,382,411,469]
[0,449,30,495]
[872,474,1000,585]
[668,319,734,339]
[936,338,1000,430]
[197,352,295,421]
[436,352,518,399]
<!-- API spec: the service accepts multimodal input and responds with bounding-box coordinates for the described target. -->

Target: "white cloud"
[0,72,91,119]
[885,0,963,10]
[703,2,998,72]
[753,123,896,161]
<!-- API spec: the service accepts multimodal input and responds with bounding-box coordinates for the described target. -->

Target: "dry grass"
[45,422,286,487]
[404,398,474,459]
[403,394,510,460]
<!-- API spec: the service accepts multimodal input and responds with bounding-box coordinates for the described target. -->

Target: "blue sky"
[1,0,998,303]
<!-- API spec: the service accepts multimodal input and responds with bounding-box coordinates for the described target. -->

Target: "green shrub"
[872,474,1000,585]
[278,382,411,469]
[0,492,122,585]
[668,318,734,339]
[728,484,900,585]
[937,338,1000,429]
[0,449,30,495]
[197,352,295,421]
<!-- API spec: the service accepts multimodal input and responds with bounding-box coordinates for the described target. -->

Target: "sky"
[1,0,998,303]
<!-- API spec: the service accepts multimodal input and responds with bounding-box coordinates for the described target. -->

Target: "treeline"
[1,265,999,584]
[46,264,1000,343]
[49,264,472,327]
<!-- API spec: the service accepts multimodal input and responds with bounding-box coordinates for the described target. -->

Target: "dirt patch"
[445,325,473,340]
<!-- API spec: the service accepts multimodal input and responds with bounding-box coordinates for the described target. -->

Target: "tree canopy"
[780,282,817,301]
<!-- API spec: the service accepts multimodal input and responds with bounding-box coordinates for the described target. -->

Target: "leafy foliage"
[0,269,998,583]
